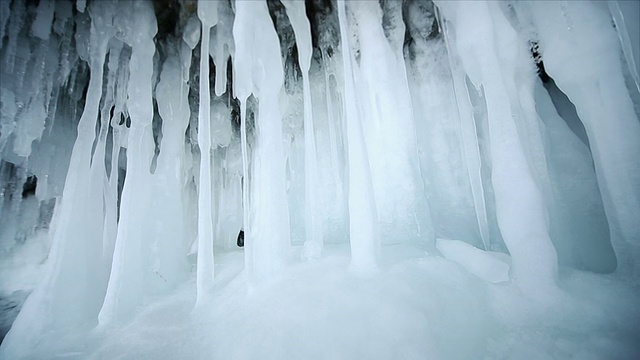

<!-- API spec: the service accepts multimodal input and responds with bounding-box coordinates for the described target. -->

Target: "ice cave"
[0,0,639,358]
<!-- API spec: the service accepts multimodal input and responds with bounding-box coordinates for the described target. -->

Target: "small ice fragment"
[436,238,510,283]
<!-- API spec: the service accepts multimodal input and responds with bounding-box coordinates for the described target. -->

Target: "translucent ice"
[0,1,638,358]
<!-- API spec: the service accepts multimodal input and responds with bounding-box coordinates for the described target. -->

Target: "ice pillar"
[435,0,558,289]
[99,1,158,324]
[283,0,323,252]
[233,0,291,281]
[337,0,380,273]
[1,1,117,354]
[194,0,218,304]
[530,1,640,279]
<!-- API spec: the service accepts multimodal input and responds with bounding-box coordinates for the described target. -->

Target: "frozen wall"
[0,0,638,356]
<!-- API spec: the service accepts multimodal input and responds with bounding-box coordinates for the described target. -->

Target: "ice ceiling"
[0,0,639,358]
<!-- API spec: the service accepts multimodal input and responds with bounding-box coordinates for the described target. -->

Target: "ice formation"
[0,0,639,358]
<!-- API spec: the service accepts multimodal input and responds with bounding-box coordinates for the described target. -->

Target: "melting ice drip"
[0,0,639,358]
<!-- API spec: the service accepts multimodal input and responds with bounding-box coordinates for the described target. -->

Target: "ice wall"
[0,0,638,355]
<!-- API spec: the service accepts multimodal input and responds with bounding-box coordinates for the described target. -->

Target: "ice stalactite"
[211,1,234,97]
[1,0,639,357]
[206,0,239,251]
[2,1,117,352]
[347,1,432,246]
[430,2,491,249]
[0,1,10,50]
[529,1,640,279]
[337,0,379,274]
[233,0,291,281]
[282,0,323,256]
[99,1,158,324]
[194,0,217,304]
[435,0,558,290]
[99,41,126,275]
[150,50,191,291]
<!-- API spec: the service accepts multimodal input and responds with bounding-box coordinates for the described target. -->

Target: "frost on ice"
[0,0,639,359]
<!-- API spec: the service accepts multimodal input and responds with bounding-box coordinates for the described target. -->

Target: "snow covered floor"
[36,244,640,360]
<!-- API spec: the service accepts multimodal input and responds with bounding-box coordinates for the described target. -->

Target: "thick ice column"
[436,11,490,248]
[404,5,487,248]
[529,1,640,278]
[283,0,323,252]
[194,0,218,304]
[435,0,557,289]
[98,1,157,324]
[0,2,116,356]
[233,0,291,281]
[347,1,431,246]
[151,53,191,290]
[337,0,379,273]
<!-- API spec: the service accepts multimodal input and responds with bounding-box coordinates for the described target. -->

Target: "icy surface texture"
[0,0,639,358]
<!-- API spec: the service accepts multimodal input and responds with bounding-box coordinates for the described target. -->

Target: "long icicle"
[283,0,323,253]
[337,0,379,274]
[195,0,218,306]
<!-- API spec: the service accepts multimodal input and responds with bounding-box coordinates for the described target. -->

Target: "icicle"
[322,70,341,188]
[529,1,640,279]
[3,0,26,73]
[102,127,119,262]
[94,40,121,261]
[239,101,251,270]
[12,93,46,157]
[0,0,11,49]
[348,1,431,246]
[434,0,558,290]
[0,1,117,354]
[195,0,218,304]
[212,1,234,97]
[31,0,55,41]
[283,0,323,254]
[436,7,491,249]
[43,36,61,127]
[150,52,190,291]
[182,16,201,50]
[99,0,157,324]
[233,0,291,281]
[337,0,379,274]
[57,19,73,86]
[0,88,17,153]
